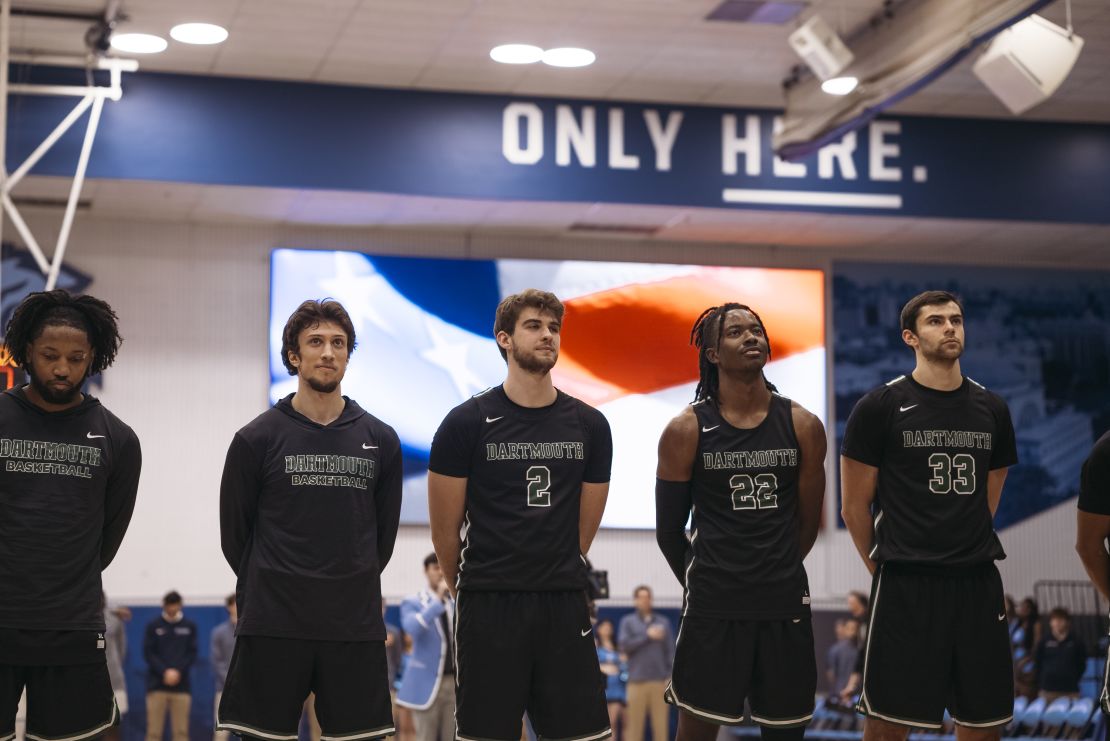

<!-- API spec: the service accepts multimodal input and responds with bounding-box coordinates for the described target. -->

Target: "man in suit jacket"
[397,553,455,741]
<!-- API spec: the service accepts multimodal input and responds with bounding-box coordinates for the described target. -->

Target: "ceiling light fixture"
[821,76,858,95]
[490,44,544,64]
[542,47,596,68]
[109,33,168,54]
[170,22,229,45]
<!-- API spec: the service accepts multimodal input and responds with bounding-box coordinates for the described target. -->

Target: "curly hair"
[4,289,121,375]
[689,303,776,402]
[280,299,356,375]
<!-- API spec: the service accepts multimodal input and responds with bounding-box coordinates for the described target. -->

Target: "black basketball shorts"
[454,590,610,741]
[665,615,816,727]
[217,635,394,740]
[856,561,1013,729]
[0,661,117,741]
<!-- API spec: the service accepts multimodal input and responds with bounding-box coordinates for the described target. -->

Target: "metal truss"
[0,0,138,295]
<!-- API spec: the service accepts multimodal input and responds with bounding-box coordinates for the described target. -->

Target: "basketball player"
[218,299,402,740]
[656,303,826,740]
[428,289,612,741]
[0,289,141,741]
[1076,430,1110,714]
[841,290,1017,740]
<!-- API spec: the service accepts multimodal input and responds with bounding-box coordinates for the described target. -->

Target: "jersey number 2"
[928,453,976,495]
[730,473,778,510]
[527,465,552,507]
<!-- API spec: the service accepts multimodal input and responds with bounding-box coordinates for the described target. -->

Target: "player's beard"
[28,368,82,405]
[922,338,963,363]
[306,376,340,393]
[512,344,557,375]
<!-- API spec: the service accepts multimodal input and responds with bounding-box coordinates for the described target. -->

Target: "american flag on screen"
[270,249,825,528]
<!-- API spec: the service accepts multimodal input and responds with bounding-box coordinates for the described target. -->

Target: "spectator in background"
[385,601,403,714]
[827,620,860,697]
[104,593,130,741]
[1034,608,1088,703]
[596,619,627,739]
[618,586,673,741]
[211,594,236,741]
[398,553,456,741]
[846,591,869,644]
[144,591,197,741]
[1014,596,1042,697]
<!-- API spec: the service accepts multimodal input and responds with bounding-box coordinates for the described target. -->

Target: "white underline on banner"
[722,189,903,209]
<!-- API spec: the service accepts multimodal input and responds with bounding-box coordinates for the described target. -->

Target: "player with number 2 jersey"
[428,289,613,741]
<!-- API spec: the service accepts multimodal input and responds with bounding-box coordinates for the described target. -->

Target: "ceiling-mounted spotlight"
[109,33,168,54]
[788,14,854,81]
[821,76,858,95]
[972,12,1084,115]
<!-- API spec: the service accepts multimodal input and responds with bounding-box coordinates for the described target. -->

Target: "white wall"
[13,211,1089,606]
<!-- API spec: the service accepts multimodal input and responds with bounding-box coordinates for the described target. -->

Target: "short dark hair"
[900,290,964,334]
[633,585,652,599]
[163,590,183,606]
[1049,607,1071,621]
[225,594,236,607]
[281,299,356,375]
[4,289,122,375]
[492,289,564,361]
[423,552,439,569]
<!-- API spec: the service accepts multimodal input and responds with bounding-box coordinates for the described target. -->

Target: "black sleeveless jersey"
[429,386,613,592]
[842,374,1018,567]
[686,393,810,619]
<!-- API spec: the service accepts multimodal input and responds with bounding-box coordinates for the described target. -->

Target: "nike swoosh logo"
[998,613,1006,621]
[701,425,720,433]
[581,628,592,637]
[362,444,378,449]
[899,405,918,412]
[485,416,504,423]
[87,432,106,439]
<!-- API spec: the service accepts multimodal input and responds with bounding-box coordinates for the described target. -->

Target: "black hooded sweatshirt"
[0,387,141,663]
[220,394,402,642]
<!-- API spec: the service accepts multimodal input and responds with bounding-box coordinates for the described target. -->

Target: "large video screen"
[270,249,826,528]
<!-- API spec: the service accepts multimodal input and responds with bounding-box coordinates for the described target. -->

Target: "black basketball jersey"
[686,393,810,620]
[842,374,1018,567]
[428,385,612,592]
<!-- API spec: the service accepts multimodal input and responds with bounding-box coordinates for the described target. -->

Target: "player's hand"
[385,632,395,648]
[163,668,181,686]
[647,625,665,640]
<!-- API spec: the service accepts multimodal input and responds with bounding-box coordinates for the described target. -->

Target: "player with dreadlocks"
[0,289,141,741]
[656,302,826,741]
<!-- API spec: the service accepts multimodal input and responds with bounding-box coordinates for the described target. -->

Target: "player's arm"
[986,468,1009,516]
[101,430,142,569]
[792,404,827,558]
[579,481,609,555]
[1077,512,1110,600]
[580,409,614,555]
[840,456,879,575]
[219,433,262,575]
[428,472,467,598]
[655,409,697,585]
[375,429,404,572]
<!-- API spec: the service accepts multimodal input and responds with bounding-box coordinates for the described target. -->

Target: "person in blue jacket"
[397,553,456,741]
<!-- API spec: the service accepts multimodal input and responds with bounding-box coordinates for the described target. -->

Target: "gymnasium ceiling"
[7,0,1110,260]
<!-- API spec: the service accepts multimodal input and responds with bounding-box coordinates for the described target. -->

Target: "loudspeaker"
[973,14,1084,115]
[788,14,854,81]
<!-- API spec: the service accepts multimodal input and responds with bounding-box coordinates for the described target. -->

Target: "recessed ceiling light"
[170,22,229,45]
[490,44,544,64]
[542,47,596,68]
[109,33,168,54]
[821,76,859,95]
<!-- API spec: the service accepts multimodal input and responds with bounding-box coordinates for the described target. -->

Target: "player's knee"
[676,711,720,741]
[954,725,1002,741]
[863,716,911,741]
